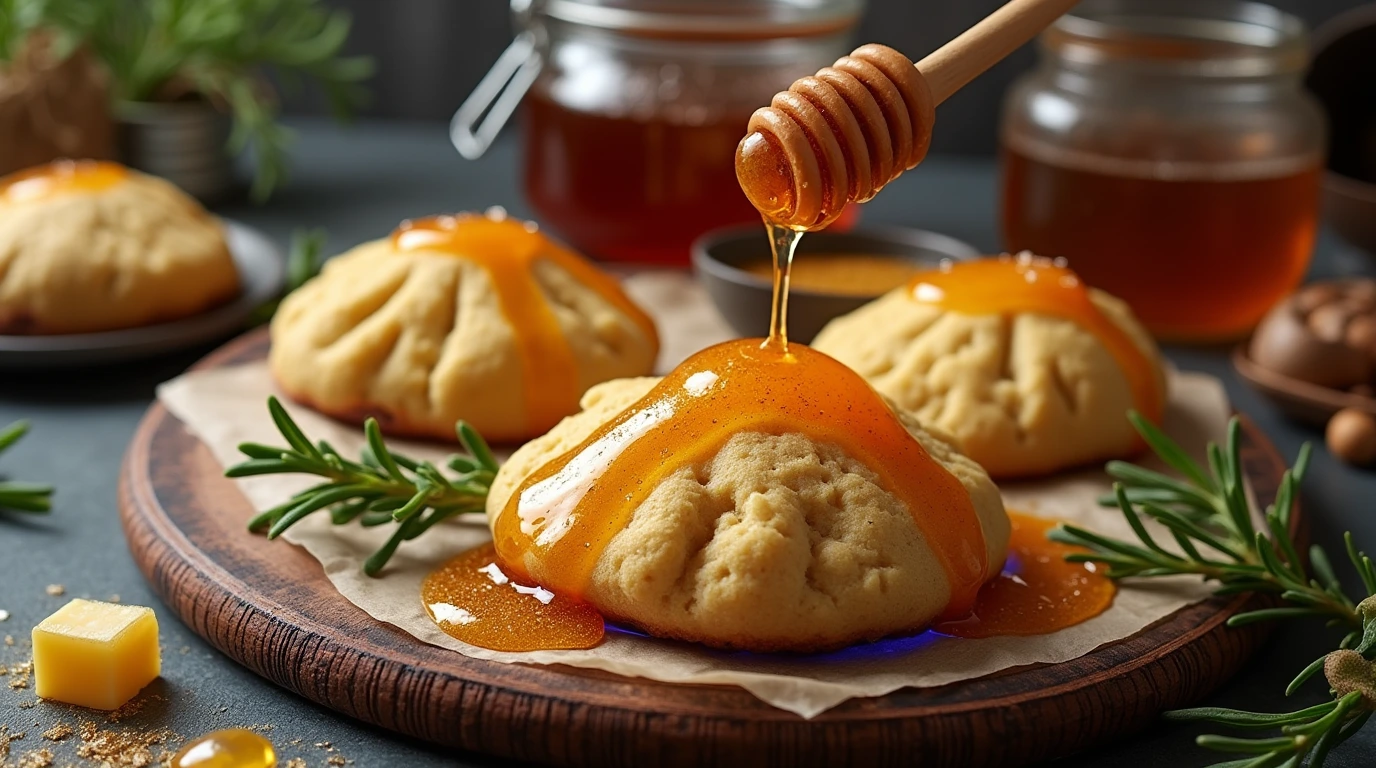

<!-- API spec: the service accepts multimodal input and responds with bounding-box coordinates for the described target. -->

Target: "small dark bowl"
[692,225,979,343]
[1307,4,1376,254]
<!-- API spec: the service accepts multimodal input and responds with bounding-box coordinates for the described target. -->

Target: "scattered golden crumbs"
[314,741,331,749]
[43,585,63,597]
[16,747,52,768]
[285,759,307,768]
[0,725,21,761]
[17,701,34,709]
[40,724,72,742]
[74,719,177,767]
[4,636,13,646]
[327,756,347,766]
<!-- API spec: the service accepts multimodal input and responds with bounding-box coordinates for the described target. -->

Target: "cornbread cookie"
[0,160,238,334]
[270,211,658,443]
[488,377,1009,652]
[812,258,1165,478]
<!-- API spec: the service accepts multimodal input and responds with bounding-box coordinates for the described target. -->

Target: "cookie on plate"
[0,160,239,334]
[812,254,1166,478]
[270,210,659,443]
[487,369,1009,652]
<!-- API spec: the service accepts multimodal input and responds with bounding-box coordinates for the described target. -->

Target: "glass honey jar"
[1000,0,1325,342]
[455,0,863,265]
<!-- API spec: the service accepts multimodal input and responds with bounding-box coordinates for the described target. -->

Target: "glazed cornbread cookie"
[270,210,659,443]
[813,255,1166,479]
[0,160,239,334]
[487,363,1009,653]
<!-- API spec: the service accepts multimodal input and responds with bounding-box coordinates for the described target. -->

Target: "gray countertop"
[2,119,1374,767]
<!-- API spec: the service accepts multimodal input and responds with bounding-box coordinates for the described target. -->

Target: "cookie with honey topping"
[270,210,659,443]
[812,254,1166,479]
[0,160,239,334]
[486,340,1010,652]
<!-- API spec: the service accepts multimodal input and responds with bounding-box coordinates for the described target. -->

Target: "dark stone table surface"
[1,119,1374,767]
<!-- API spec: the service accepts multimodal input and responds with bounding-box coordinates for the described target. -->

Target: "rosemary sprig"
[0,419,53,513]
[1055,412,1376,767]
[226,397,496,575]
[36,0,374,200]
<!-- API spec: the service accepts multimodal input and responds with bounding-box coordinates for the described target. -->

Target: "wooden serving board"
[119,328,1295,767]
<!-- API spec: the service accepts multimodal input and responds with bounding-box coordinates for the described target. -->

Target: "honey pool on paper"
[422,223,1118,652]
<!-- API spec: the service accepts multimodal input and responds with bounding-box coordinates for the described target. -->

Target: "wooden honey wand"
[736,0,1082,229]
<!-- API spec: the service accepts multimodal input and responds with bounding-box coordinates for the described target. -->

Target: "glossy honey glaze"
[422,543,604,651]
[391,212,658,435]
[171,729,276,768]
[492,333,990,620]
[908,255,1164,423]
[0,159,127,204]
[934,512,1115,638]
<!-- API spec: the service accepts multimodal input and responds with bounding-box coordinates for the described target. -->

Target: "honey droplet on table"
[171,729,275,768]
[422,543,604,652]
[934,512,1115,639]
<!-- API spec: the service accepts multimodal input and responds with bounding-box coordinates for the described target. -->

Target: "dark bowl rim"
[1324,169,1376,203]
[691,223,981,300]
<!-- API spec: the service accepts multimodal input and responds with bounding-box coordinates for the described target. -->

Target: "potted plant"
[30,0,373,202]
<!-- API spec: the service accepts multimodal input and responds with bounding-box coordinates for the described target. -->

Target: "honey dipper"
[736,0,1082,230]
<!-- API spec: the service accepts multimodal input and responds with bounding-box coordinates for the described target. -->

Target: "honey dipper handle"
[917,0,1081,104]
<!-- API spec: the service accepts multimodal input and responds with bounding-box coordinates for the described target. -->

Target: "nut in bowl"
[692,224,978,344]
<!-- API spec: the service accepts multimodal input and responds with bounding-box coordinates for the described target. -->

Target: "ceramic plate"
[0,219,284,369]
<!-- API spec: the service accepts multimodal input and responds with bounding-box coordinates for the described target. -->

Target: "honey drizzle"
[0,160,127,203]
[421,543,604,651]
[391,213,658,435]
[908,256,1164,423]
[935,512,1116,638]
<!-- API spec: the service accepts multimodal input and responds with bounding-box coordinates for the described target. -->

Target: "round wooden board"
[120,328,1295,767]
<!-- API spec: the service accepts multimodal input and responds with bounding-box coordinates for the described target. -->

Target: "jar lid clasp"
[450,30,543,160]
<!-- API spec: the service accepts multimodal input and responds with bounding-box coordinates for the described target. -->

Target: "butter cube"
[32,599,160,710]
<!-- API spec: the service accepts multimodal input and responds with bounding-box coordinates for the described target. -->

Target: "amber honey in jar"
[454,0,862,265]
[1000,0,1325,342]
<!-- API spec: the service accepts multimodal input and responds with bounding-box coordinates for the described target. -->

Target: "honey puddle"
[422,192,1120,653]
[422,544,604,651]
[935,513,1116,639]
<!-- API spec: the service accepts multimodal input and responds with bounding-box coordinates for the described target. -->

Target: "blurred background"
[297,0,1364,155]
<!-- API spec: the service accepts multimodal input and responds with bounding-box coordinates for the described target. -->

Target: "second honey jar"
[1000,0,1325,342]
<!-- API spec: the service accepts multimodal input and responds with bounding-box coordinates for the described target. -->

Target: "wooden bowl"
[692,225,978,343]
[1233,343,1376,426]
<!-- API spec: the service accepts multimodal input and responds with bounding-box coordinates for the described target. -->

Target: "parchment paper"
[158,271,1227,718]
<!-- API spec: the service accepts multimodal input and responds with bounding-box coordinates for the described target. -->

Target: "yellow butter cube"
[32,598,160,710]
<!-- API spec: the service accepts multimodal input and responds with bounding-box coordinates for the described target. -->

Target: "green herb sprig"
[1055,413,1376,767]
[226,397,496,575]
[0,420,53,513]
[35,0,374,200]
